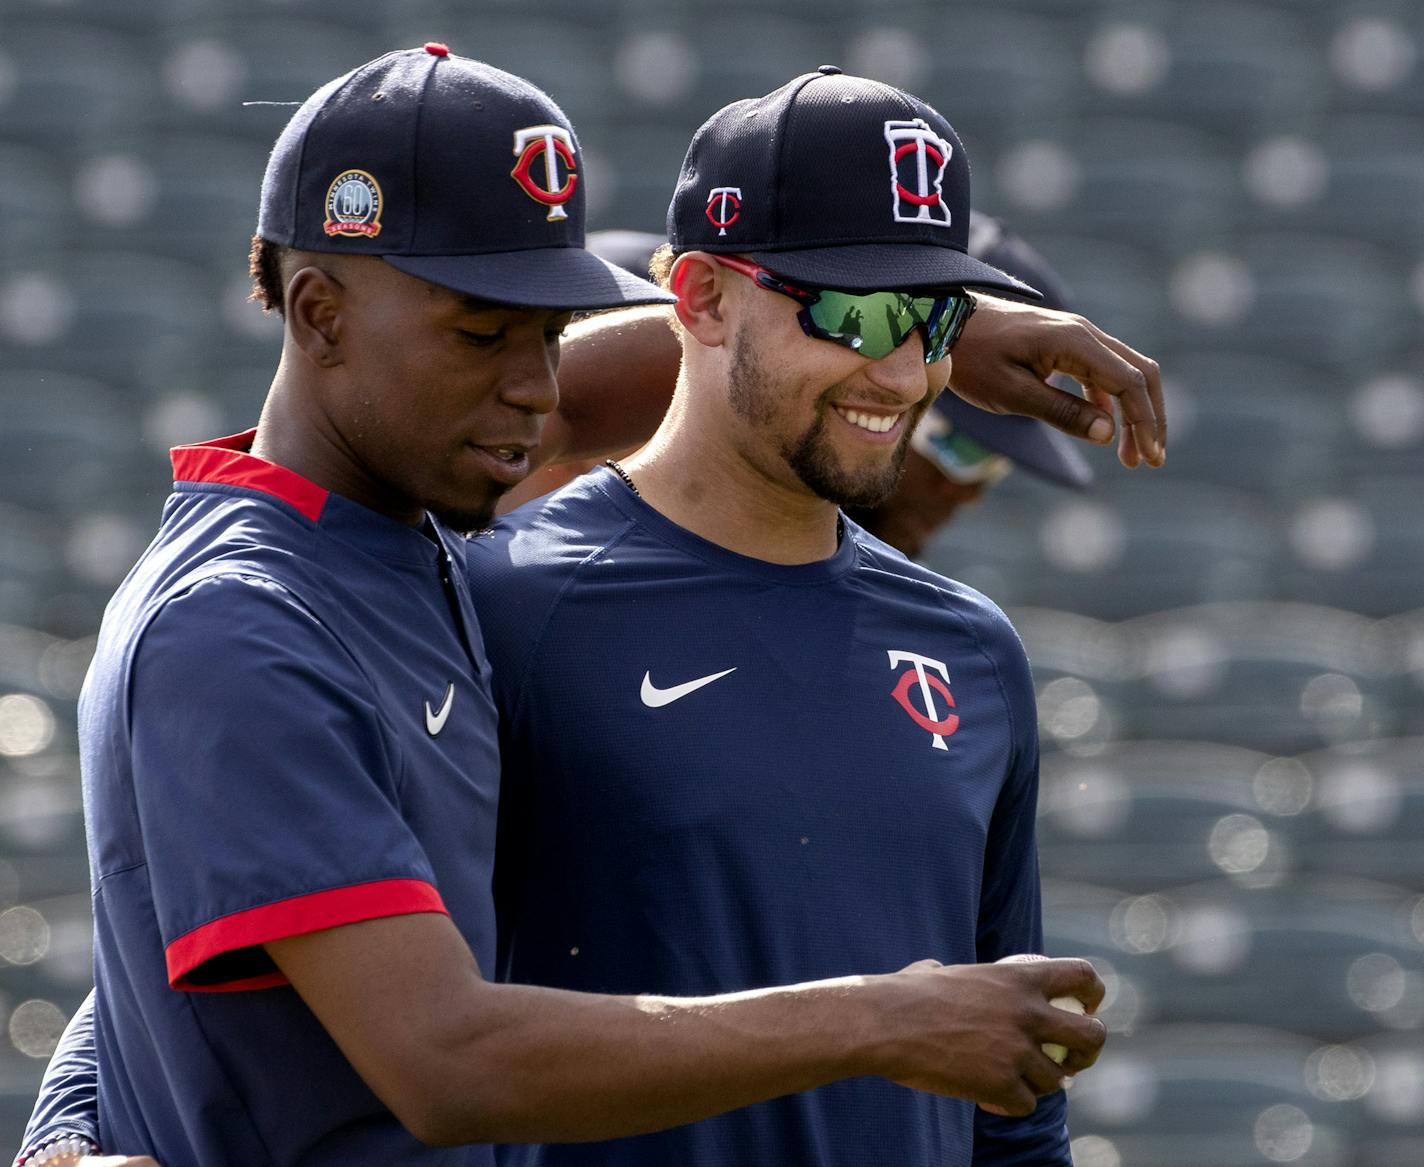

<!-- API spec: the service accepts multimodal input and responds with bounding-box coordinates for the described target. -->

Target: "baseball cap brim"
[384,247,675,310]
[747,242,1040,297]
[935,393,1093,489]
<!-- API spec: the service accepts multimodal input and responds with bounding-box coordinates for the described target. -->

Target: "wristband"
[14,1134,100,1166]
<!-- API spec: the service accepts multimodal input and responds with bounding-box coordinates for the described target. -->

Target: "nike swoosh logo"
[425,683,455,736]
[640,668,737,708]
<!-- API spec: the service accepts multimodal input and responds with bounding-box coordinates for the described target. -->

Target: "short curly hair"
[648,242,678,290]
[248,234,293,316]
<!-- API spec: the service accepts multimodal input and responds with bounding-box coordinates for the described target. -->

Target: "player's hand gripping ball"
[997,953,1087,1065]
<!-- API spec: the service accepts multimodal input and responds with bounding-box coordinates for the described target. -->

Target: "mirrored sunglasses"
[707,254,976,365]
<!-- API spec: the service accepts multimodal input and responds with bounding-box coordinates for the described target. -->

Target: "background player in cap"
[15,48,1153,1167]
[847,211,1094,557]
[462,69,1114,1166]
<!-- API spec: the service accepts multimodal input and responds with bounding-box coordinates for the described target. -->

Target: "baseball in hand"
[996,953,1087,1065]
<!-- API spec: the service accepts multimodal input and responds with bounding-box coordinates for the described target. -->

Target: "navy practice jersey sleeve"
[122,572,448,989]
[19,990,100,1156]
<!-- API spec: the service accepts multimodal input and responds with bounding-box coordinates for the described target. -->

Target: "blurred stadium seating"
[3,1,1421,1161]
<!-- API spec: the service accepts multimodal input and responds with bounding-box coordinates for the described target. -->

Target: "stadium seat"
[0,372,143,517]
[1234,234,1411,378]
[0,515,63,630]
[1067,1023,1355,1166]
[1037,480,1277,619]
[47,251,216,393]
[922,10,1081,145]
[1277,477,1424,617]
[109,133,269,270]
[1107,876,1423,1041]
[0,148,69,266]
[1373,611,1424,737]
[1008,606,1137,686]
[922,482,1067,611]
[1028,234,1170,354]
[1151,350,1342,498]
[1354,1034,1424,1152]
[1018,118,1238,259]
[0,23,156,153]
[1086,5,1323,142]
[1306,116,1424,248]
[1037,740,1299,891]
[152,19,381,137]
[1122,602,1389,751]
[1293,737,1424,890]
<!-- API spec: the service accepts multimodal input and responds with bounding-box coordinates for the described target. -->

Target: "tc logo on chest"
[887,650,960,751]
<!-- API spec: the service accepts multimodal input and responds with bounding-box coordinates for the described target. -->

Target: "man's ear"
[284,265,346,368]
[670,253,731,348]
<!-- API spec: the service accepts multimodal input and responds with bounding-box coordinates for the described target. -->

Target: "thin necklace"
[605,458,640,497]
[606,459,844,543]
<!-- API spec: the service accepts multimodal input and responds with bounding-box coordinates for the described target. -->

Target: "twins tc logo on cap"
[705,187,742,236]
[324,170,383,238]
[883,119,953,227]
[511,125,579,221]
[887,649,960,751]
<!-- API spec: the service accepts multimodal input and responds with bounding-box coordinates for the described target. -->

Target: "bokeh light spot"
[1208,814,1270,876]
[0,695,56,758]
[1170,253,1255,326]
[1347,952,1406,1013]
[996,140,1080,212]
[0,906,49,966]
[1084,23,1169,95]
[9,1000,66,1059]
[1253,758,1313,816]
[1254,1103,1314,1162]
[615,32,698,104]
[1290,500,1374,571]
[1307,1044,1375,1102]
[1110,895,1173,954]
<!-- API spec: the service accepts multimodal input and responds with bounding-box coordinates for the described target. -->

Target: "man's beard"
[727,329,927,509]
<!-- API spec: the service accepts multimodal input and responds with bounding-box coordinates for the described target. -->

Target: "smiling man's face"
[717,276,951,510]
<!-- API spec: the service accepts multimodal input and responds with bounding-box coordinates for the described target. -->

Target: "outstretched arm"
[266,914,1106,1145]
[19,927,1105,1153]
[543,297,1164,469]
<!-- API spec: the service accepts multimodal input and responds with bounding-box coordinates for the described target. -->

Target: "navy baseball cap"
[258,44,674,310]
[667,67,1037,296]
[932,212,1092,491]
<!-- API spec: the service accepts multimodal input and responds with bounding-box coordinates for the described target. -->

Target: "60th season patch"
[324,170,383,238]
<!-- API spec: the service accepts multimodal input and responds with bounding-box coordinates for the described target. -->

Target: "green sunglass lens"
[807,291,938,359]
[807,290,967,361]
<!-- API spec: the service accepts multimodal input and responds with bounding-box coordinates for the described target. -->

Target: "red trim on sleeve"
[165,878,448,992]
[170,430,330,522]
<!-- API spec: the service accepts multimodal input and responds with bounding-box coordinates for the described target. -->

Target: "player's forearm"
[271,913,1103,1146]
[543,305,680,465]
[412,974,884,1144]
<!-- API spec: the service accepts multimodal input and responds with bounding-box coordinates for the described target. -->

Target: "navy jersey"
[468,469,1067,1167]
[79,432,501,1167]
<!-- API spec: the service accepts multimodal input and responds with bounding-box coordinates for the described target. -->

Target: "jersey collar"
[170,429,329,522]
